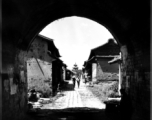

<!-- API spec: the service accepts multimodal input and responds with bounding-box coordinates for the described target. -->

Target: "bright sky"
[40,16,114,70]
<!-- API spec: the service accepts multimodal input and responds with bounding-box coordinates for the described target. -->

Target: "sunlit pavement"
[27,79,121,120]
[41,79,105,110]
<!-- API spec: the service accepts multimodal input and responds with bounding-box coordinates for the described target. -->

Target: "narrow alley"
[27,79,121,120]
[41,79,105,109]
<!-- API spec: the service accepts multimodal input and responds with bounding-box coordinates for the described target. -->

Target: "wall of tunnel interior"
[2,0,150,120]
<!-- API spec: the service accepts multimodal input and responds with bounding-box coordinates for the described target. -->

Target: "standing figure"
[76,76,81,88]
[72,75,76,89]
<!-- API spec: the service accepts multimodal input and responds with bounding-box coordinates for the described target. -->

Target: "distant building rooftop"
[38,34,61,57]
[88,39,120,60]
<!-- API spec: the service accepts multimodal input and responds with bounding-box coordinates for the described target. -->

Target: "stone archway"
[2,0,150,120]
[18,5,124,50]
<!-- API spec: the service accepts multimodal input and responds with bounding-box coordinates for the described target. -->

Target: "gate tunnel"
[2,0,150,120]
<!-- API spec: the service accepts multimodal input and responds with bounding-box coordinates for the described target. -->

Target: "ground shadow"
[27,81,124,120]
[27,107,104,120]
[26,106,122,120]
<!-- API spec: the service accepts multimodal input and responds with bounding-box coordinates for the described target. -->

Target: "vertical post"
[92,63,97,83]
[64,68,66,80]
[118,52,122,95]
[63,67,66,81]
[118,63,121,95]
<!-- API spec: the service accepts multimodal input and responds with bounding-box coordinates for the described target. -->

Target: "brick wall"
[2,41,28,120]
[120,36,150,120]
[26,37,54,91]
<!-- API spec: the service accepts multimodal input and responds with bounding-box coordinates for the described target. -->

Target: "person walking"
[72,75,76,89]
[76,76,81,88]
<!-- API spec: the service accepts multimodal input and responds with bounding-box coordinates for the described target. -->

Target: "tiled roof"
[88,39,120,60]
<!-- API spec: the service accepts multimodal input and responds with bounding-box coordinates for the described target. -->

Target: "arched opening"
[26,16,122,120]
[2,1,150,120]
[17,2,126,51]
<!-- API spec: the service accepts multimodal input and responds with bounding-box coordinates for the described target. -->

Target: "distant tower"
[72,63,78,71]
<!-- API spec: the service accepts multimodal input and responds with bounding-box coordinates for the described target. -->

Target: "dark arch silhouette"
[16,1,132,50]
[2,1,150,120]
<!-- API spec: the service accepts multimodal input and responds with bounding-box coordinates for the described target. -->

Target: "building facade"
[26,35,61,96]
[84,39,120,82]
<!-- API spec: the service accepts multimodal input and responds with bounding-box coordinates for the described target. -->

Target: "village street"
[40,79,105,110]
[27,79,121,120]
